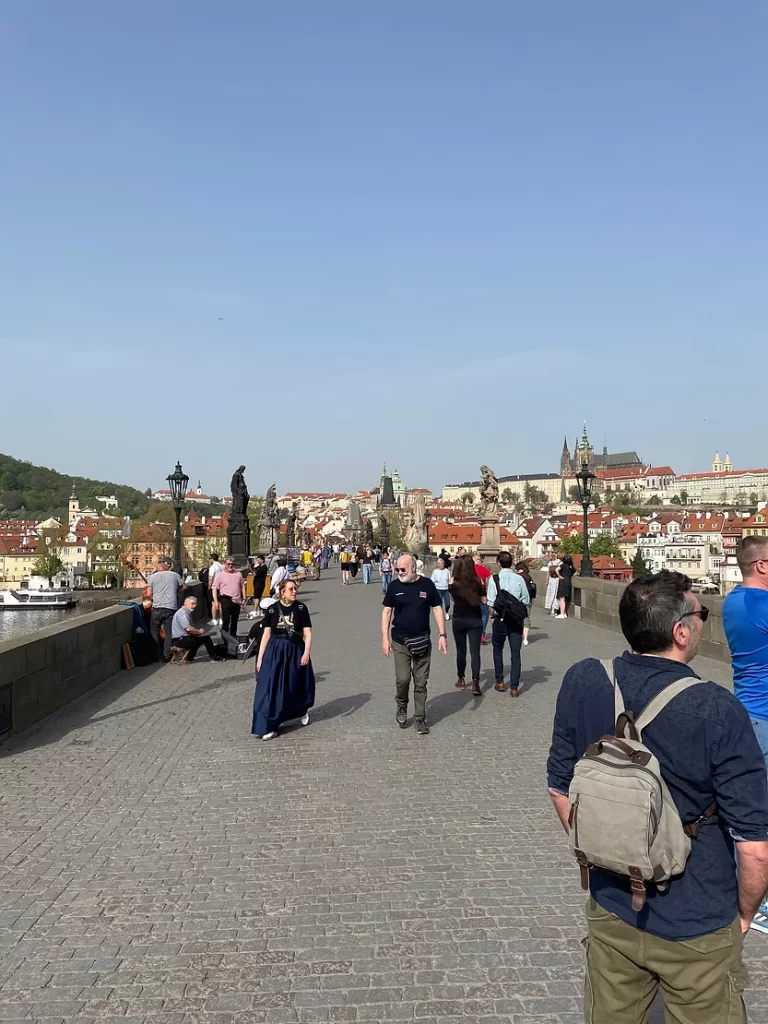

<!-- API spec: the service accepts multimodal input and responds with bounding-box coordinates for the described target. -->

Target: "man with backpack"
[486,551,530,696]
[546,572,768,1023]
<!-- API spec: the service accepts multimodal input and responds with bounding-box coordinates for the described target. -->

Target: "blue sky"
[2,2,766,497]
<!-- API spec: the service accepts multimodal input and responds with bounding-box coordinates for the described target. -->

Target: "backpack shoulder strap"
[600,658,625,721]
[634,678,702,738]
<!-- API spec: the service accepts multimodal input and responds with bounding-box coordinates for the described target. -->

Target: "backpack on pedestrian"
[567,659,717,910]
[491,574,527,629]
[525,576,537,600]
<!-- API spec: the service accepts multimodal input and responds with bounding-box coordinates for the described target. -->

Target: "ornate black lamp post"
[167,461,189,574]
[575,460,596,578]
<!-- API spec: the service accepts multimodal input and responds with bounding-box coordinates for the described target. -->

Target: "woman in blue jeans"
[380,548,393,593]
[448,556,486,696]
[431,557,451,620]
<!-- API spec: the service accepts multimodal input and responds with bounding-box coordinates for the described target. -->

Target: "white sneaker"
[523,639,529,646]
[445,614,450,621]
[217,618,223,626]
[262,732,277,741]
[556,614,568,619]
[208,618,217,625]
[301,713,310,727]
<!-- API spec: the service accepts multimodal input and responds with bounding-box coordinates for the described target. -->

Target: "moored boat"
[0,589,77,609]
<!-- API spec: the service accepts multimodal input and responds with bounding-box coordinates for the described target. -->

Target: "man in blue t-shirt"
[381,554,447,735]
[547,571,768,1021]
[724,534,768,933]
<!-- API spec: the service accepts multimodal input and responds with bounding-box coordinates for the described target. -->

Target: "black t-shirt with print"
[265,601,312,643]
[383,577,441,643]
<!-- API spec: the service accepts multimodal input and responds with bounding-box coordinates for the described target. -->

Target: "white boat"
[0,589,77,609]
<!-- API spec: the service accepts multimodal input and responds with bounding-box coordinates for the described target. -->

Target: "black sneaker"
[414,719,430,736]
[396,708,408,729]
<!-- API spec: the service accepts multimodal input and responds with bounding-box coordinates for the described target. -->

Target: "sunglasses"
[679,605,709,624]
[396,568,411,574]
[224,562,234,566]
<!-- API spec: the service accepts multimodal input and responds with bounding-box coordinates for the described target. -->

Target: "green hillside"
[0,453,150,522]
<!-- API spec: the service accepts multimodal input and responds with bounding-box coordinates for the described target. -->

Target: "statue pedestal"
[477,516,502,561]
[227,514,251,569]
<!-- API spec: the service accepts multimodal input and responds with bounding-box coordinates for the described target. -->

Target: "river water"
[0,602,117,643]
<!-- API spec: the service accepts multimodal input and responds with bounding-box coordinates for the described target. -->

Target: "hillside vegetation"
[0,452,150,521]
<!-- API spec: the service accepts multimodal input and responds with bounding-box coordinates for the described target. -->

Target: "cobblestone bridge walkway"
[1,568,766,1024]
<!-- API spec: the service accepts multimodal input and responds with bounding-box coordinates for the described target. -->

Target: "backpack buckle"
[628,868,647,911]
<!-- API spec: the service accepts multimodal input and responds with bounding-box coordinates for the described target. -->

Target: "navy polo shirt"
[547,651,768,941]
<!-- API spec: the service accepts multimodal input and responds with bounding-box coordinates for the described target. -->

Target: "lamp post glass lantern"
[167,461,189,574]
[575,461,595,578]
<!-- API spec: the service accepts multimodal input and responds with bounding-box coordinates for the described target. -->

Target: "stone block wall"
[534,571,731,664]
[0,605,134,740]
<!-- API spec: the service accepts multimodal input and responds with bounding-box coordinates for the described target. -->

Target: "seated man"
[171,596,222,663]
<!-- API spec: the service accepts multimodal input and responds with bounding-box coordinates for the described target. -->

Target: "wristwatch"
[439,633,447,638]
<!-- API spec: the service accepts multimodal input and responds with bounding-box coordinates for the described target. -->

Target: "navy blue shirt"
[547,651,768,941]
[383,577,441,644]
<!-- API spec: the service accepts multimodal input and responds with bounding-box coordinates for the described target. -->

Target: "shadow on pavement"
[519,664,553,690]
[312,692,371,721]
[426,687,482,727]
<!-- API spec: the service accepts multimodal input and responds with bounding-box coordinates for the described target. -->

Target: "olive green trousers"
[584,898,748,1024]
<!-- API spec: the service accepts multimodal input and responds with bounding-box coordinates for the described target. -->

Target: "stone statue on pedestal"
[403,493,428,553]
[258,483,280,554]
[365,519,374,546]
[379,513,389,549]
[226,464,251,566]
[479,465,500,519]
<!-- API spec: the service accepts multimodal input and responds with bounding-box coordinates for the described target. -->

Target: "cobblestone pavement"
[1,568,766,1024]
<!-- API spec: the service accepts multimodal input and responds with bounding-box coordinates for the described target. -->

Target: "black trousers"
[219,595,241,637]
[173,634,218,661]
[452,615,482,680]
[492,620,523,687]
[150,606,175,661]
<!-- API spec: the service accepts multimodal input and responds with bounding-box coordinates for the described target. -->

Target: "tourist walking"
[516,561,536,646]
[212,557,246,639]
[340,546,351,585]
[556,554,575,618]
[207,552,224,624]
[487,553,530,696]
[382,554,447,735]
[333,542,340,563]
[198,562,211,618]
[380,547,393,592]
[270,557,289,595]
[250,554,268,599]
[362,546,375,584]
[544,561,560,616]
[473,553,492,643]
[148,556,185,662]
[312,545,322,580]
[170,596,222,663]
[449,555,485,696]
[547,571,768,1023]
[349,546,360,580]
[431,556,451,619]
[438,548,452,569]
[252,578,314,741]
[723,534,768,932]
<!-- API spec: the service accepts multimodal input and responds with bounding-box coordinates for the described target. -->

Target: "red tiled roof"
[677,469,768,480]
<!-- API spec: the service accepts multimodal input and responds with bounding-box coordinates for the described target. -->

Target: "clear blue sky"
[2,2,766,497]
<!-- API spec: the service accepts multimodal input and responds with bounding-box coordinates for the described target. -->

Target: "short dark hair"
[497,551,513,569]
[619,572,692,654]
[737,535,768,577]
[210,552,220,560]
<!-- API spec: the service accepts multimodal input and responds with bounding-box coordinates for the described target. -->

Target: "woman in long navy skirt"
[252,578,315,741]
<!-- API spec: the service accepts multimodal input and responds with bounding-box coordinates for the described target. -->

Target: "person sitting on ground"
[171,596,222,663]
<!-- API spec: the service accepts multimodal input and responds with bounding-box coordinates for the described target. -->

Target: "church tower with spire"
[560,436,572,478]
[574,423,595,471]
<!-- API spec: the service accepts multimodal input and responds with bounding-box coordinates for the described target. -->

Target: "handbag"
[402,633,431,657]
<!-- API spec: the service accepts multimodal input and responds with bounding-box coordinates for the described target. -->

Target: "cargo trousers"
[391,639,431,722]
[584,898,747,1024]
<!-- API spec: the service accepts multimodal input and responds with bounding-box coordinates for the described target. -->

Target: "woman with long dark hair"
[516,561,536,646]
[449,555,486,696]
[252,578,315,741]
[556,554,575,619]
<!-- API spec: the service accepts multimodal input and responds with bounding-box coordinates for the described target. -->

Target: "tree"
[558,532,584,555]
[509,491,521,505]
[88,532,125,587]
[589,533,622,558]
[631,549,649,578]
[749,492,759,506]
[460,491,475,508]
[647,494,662,506]
[568,486,581,503]
[248,496,265,551]
[501,487,514,503]
[137,501,178,527]
[679,490,689,504]
[670,494,681,505]
[31,549,66,586]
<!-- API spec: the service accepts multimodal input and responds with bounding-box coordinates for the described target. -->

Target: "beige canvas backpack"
[568,659,717,910]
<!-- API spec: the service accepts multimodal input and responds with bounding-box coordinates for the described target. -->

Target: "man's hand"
[382,639,392,657]
[438,635,448,655]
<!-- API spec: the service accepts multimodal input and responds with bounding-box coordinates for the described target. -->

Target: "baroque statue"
[479,464,500,518]
[258,483,280,553]
[404,493,428,553]
[230,465,249,516]
[286,502,298,549]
